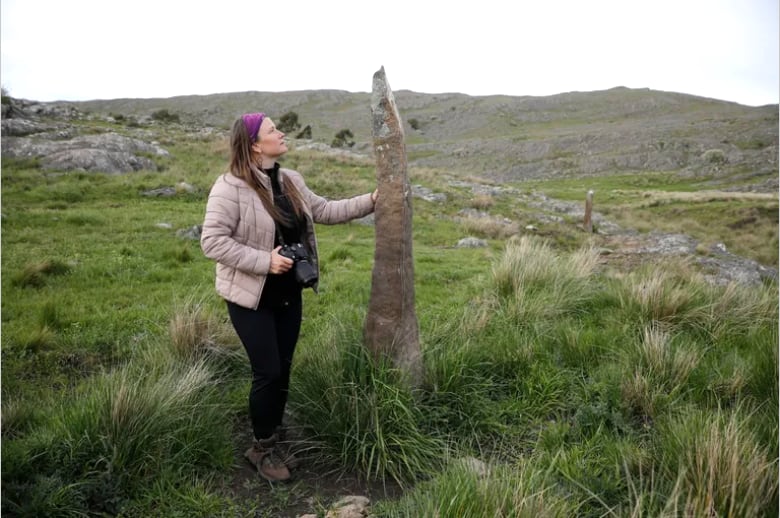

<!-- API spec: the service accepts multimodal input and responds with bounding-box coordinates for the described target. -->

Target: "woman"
[201,112,377,482]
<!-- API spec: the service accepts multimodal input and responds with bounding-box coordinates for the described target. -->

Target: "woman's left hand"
[371,189,378,204]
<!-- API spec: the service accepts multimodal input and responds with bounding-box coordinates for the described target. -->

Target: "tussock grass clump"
[18,325,58,352]
[291,319,444,486]
[459,215,519,239]
[2,358,234,516]
[168,296,229,359]
[12,259,71,288]
[376,459,576,517]
[632,325,699,388]
[705,280,778,337]
[422,333,528,442]
[468,194,495,210]
[655,408,778,517]
[492,235,599,321]
[619,325,700,420]
[619,266,705,324]
[1,397,43,440]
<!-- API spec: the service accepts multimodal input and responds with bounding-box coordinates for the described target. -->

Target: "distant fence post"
[584,190,594,233]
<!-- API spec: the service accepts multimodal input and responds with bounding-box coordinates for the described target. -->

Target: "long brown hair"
[228,117,307,225]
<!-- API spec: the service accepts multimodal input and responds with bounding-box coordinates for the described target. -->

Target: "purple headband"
[241,112,265,142]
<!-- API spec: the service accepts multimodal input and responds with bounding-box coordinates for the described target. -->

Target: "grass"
[2,120,777,516]
[522,172,779,266]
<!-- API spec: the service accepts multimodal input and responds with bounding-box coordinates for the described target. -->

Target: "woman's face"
[252,118,287,159]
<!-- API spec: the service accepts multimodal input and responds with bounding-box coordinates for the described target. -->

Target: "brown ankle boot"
[244,433,290,482]
[275,425,300,470]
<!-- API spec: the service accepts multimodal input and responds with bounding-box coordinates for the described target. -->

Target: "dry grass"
[661,409,778,517]
[468,195,495,210]
[620,325,701,419]
[635,190,777,206]
[12,259,71,288]
[620,266,705,323]
[492,235,599,322]
[637,325,700,388]
[458,215,519,239]
[168,297,235,359]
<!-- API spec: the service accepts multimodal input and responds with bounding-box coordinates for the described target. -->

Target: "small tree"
[296,125,312,139]
[277,111,301,133]
[332,129,355,148]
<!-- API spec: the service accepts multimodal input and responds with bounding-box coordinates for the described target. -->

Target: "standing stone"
[363,67,423,386]
[584,189,594,233]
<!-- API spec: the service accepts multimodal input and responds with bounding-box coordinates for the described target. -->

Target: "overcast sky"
[1,0,777,106]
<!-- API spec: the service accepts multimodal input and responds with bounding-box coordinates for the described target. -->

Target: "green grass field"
[2,122,777,517]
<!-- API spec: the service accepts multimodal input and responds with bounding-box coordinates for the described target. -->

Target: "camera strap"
[273,219,287,247]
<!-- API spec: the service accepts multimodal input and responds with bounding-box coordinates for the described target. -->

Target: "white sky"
[1,0,778,106]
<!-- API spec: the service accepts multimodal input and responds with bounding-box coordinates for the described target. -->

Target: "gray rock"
[412,184,447,202]
[638,233,698,255]
[144,187,177,197]
[176,225,202,240]
[2,131,168,173]
[698,245,778,286]
[325,496,370,518]
[1,118,62,137]
[42,148,156,173]
[142,183,196,197]
[457,237,488,248]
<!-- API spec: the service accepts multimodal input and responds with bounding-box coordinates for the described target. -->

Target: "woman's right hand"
[269,246,294,274]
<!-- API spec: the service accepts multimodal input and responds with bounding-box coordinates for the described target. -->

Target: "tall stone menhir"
[363,67,423,386]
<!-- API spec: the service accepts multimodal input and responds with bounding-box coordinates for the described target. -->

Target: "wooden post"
[584,190,594,233]
[363,67,423,386]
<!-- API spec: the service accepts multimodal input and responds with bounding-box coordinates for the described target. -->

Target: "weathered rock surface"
[2,97,169,173]
[2,132,168,173]
[364,67,423,386]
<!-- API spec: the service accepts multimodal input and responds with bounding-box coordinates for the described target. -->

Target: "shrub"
[408,118,420,130]
[150,109,180,123]
[277,111,301,133]
[296,124,312,139]
[702,148,727,164]
[332,129,355,148]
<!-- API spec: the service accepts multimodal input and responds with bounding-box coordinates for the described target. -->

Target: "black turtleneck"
[258,163,306,308]
[265,163,304,247]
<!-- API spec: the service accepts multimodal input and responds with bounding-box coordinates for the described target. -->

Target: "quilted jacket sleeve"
[284,169,375,224]
[200,176,272,275]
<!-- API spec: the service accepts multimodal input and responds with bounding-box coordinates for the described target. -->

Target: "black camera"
[278,243,318,288]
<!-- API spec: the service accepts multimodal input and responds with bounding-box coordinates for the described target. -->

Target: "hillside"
[67,87,779,187]
[2,87,778,517]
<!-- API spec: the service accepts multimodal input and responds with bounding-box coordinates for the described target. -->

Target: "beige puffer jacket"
[201,167,375,309]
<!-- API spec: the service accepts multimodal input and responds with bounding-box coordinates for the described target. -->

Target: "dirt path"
[221,424,403,517]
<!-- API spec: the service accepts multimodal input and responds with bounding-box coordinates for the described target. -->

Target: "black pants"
[227,296,302,440]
